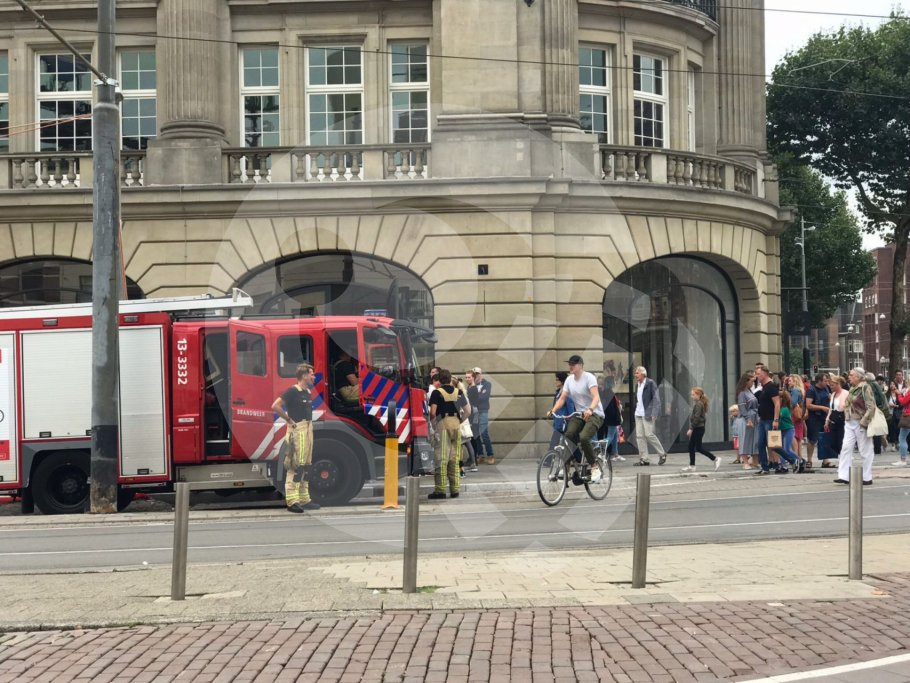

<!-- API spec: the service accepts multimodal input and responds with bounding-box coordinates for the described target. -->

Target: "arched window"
[237,251,434,366]
[0,258,144,307]
[603,256,739,445]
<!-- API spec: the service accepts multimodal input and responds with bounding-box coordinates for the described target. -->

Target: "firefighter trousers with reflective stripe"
[284,421,313,506]
[434,427,461,494]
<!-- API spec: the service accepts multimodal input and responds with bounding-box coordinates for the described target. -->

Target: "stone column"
[145,0,230,185]
[542,0,579,129]
[716,0,764,163]
[433,0,594,179]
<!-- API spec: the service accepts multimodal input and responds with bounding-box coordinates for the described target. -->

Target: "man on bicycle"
[546,355,604,481]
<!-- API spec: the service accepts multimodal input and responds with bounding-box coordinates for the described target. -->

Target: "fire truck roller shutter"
[0,334,19,487]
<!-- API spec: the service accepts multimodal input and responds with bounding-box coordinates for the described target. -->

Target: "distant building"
[863,245,910,376]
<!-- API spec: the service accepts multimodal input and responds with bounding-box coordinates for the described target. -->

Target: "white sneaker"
[612,454,625,462]
[892,460,908,467]
[714,458,722,472]
[590,465,602,482]
[680,465,695,473]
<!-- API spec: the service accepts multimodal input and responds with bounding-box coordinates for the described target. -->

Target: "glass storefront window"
[603,257,738,445]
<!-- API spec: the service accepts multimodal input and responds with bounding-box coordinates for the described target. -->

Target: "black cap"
[566,355,584,365]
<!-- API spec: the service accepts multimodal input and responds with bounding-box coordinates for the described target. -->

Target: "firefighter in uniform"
[271,363,321,513]
[428,369,470,500]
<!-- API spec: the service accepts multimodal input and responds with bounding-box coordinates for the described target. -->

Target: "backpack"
[436,386,463,432]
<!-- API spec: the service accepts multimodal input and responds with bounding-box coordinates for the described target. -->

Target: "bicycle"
[537,412,614,506]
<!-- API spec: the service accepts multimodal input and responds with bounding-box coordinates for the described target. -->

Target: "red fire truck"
[0,290,435,514]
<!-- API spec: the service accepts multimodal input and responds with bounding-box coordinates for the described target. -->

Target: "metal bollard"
[171,482,190,601]
[403,477,419,593]
[848,461,863,580]
[382,401,399,509]
[632,473,651,589]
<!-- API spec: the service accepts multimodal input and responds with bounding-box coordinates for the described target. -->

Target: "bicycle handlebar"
[545,411,586,420]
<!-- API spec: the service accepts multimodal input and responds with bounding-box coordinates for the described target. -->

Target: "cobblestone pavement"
[2,574,909,683]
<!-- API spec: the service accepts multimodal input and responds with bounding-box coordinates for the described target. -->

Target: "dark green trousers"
[563,415,604,464]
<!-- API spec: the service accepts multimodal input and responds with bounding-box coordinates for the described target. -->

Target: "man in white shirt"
[547,355,604,480]
[632,366,666,466]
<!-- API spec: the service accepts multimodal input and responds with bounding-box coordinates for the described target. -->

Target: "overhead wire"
[0,21,908,101]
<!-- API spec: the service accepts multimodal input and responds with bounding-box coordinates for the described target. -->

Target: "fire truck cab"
[0,291,435,514]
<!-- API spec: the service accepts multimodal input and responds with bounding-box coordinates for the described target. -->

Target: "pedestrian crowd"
[545,355,903,486]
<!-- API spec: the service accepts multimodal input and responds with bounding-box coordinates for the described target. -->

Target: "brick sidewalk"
[3,574,909,683]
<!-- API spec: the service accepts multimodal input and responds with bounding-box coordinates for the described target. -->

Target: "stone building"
[0,0,789,453]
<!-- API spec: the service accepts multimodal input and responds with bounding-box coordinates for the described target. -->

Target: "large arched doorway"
[603,256,739,448]
[0,258,144,306]
[237,251,435,365]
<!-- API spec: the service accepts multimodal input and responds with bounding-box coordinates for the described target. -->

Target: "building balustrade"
[223,144,430,184]
[0,144,758,197]
[661,0,718,21]
[599,145,757,196]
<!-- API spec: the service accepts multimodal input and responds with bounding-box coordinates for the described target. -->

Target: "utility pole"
[90,0,121,513]
[13,0,122,513]
[91,0,122,513]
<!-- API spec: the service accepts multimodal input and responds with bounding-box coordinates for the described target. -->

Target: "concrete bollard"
[848,461,863,580]
[632,473,651,589]
[171,482,190,600]
[403,477,419,593]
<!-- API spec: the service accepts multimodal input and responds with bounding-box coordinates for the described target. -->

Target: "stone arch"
[601,251,772,448]
[234,250,434,328]
[0,256,145,306]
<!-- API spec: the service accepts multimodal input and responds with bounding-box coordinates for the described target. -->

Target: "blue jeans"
[478,410,494,456]
[756,419,774,471]
[604,425,619,455]
[900,427,910,459]
[773,428,799,467]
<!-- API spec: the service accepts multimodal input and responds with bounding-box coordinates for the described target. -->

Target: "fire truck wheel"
[309,444,365,506]
[117,488,136,511]
[32,453,90,515]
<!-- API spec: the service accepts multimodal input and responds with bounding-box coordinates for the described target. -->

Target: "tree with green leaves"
[775,153,874,329]
[768,16,910,375]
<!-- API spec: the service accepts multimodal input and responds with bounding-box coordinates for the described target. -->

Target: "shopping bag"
[733,436,740,450]
[867,407,889,437]
[768,430,783,448]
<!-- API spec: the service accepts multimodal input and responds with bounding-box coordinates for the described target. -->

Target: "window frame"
[632,52,668,149]
[388,42,430,145]
[578,44,611,144]
[687,68,696,152]
[277,335,314,378]
[240,45,281,148]
[35,51,94,152]
[118,49,157,151]
[236,331,267,377]
[0,51,8,152]
[305,45,364,147]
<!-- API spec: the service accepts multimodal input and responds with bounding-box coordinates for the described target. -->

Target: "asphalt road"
[1,477,909,572]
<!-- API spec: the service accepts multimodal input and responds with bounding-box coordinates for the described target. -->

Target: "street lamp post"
[796,217,816,376]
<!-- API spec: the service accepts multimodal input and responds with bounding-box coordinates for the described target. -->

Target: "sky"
[764,0,908,250]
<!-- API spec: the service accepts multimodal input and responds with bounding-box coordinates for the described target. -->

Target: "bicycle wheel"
[537,449,567,506]
[585,455,613,501]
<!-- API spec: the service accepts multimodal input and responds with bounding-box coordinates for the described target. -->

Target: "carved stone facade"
[0,0,788,452]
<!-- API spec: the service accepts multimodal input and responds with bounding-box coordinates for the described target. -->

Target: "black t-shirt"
[602,389,622,426]
[334,359,357,388]
[430,384,467,418]
[281,385,313,422]
[757,381,779,421]
[806,384,830,421]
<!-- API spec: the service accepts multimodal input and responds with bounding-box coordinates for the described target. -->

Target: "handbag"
[767,430,783,448]
[459,418,474,440]
[867,407,889,437]
[899,411,910,430]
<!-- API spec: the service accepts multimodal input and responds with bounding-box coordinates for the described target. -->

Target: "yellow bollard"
[382,400,400,509]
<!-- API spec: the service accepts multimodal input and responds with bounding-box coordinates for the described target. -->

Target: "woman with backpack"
[787,374,807,467]
[428,369,470,500]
